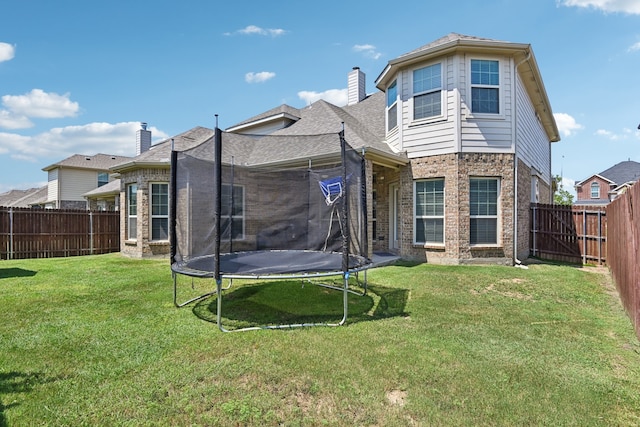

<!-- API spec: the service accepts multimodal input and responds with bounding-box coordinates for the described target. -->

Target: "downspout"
[513,50,531,269]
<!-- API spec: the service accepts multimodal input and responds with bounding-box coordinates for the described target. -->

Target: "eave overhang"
[375,38,561,144]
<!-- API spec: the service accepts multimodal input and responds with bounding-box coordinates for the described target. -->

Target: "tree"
[553,175,574,205]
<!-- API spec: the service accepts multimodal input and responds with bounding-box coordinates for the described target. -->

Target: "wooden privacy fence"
[530,203,607,265]
[0,207,120,260]
[606,183,640,340]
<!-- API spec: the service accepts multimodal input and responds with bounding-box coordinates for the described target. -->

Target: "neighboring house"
[42,153,132,209]
[113,33,559,264]
[574,160,640,205]
[0,186,47,207]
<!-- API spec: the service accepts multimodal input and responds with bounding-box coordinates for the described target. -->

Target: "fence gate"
[530,204,606,265]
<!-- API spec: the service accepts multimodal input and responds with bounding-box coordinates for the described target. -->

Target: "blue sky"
[1,0,639,194]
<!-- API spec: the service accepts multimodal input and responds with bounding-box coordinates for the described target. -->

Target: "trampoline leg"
[339,272,349,326]
[173,273,217,308]
[216,279,227,332]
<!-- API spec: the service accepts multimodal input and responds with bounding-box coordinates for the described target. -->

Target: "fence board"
[0,207,120,260]
[607,183,640,340]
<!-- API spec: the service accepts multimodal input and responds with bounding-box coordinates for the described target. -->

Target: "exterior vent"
[347,67,366,106]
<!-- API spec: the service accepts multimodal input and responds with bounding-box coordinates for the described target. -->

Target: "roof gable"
[43,153,133,172]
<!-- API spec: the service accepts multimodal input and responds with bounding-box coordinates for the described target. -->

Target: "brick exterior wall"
[575,176,611,204]
[119,168,171,258]
[372,153,517,265]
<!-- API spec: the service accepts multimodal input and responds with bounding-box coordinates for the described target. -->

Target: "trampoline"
[170,125,372,332]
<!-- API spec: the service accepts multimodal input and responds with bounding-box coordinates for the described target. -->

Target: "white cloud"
[0,110,33,129]
[0,121,168,163]
[0,42,15,62]
[298,89,348,106]
[554,112,584,137]
[628,41,640,51]
[2,89,79,120]
[559,0,640,14]
[245,71,276,83]
[353,44,382,60]
[595,127,634,140]
[225,25,287,37]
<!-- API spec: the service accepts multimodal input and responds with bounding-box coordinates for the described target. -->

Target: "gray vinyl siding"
[515,73,551,180]
[401,56,457,158]
[59,169,101,201]
[460,55,514,153]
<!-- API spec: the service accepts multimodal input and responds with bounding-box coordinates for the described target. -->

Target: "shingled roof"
[42,153,133,171]
[598,160,640,185]
[113,92,406,173]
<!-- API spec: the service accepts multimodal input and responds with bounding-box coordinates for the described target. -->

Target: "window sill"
[470,244,502,249]
[125,240,137,246]
[414,243,445,251]
[408,117,447,128]
[149,240,169,245]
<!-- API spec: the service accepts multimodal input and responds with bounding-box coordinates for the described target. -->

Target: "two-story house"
[42,153,132,209]
[113,33,559,264]
[574,160,640,205]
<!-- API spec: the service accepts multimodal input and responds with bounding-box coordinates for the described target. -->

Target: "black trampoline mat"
[173,250,371,278]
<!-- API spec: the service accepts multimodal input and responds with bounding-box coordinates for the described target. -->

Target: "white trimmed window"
[97,172,109,187]
[590,182,600,199]
[221,184,245,239]
[470,178,499,245]
[414,179,445,244]
[471,59,500,114]
[127,184,137,240]
[413,63,442,120]
[151,183,169,241]
[386,80,398,131]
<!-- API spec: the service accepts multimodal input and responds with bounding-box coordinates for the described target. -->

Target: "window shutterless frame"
[469,177,500,245]
[468,58,503,117]
[413,178,445,245]
[411,63,444,122]
[150,182,169,241]
[127,184,137,240]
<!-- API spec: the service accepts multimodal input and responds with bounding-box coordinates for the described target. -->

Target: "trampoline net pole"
[214,127,222,283]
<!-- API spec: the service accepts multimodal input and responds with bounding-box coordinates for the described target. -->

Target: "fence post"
[532,204,537,257]
[582,209,586,265]
[9,207,13,260]
[89,211,94,255]
[597,210,602,265]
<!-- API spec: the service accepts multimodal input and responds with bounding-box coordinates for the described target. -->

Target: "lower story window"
[127,184,137,240]
[414,179,444,244]
[470,178,499,245]
[221,184,245,239]
[151,183,169,240]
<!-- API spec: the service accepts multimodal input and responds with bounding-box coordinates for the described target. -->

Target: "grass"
[1,254,639,426]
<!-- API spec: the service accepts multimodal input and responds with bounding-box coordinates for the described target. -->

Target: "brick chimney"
[136,122,152,155]
[347,67,366,106]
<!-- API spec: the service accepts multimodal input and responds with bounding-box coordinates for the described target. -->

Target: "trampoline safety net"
[170,129,369,277]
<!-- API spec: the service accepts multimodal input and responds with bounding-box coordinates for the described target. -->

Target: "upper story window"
[386,80,398,131]
[97,172,109,187]
[414,178,445,244]
[413,63,442,120]
[471,59,500,114]
[590,182,600,199]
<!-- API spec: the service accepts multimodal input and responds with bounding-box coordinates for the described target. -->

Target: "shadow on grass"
[0,371,59,427]
[192,280,409,330]
[0,268,37,280]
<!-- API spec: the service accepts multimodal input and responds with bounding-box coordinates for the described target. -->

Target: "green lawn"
[1,254,639,426]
